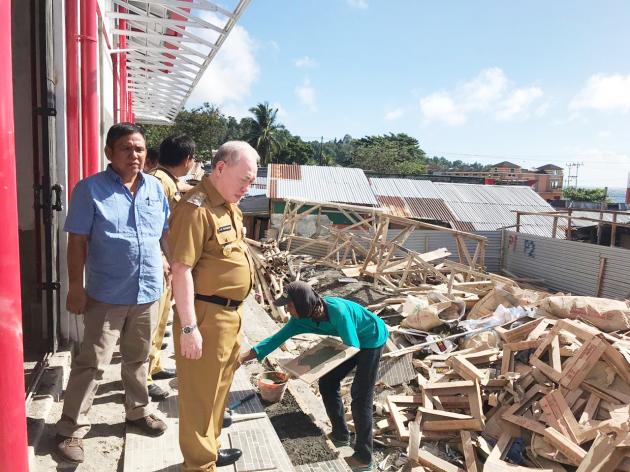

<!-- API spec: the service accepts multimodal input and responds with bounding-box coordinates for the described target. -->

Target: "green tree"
[245,102,285,164]
[351,133,427,175]
[143,102,229,161]
[276,135,314,165]
[563,187,610,203]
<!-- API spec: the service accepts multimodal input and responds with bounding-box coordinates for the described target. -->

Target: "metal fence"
[501,230,630,300]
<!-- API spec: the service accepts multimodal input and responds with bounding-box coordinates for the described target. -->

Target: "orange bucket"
[257,371,288,403]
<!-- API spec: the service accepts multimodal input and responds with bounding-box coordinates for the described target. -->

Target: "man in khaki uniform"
[145,135,196,401]
[169,141,259,471]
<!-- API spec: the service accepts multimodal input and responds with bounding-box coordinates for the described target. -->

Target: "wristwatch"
[181,324,197,335]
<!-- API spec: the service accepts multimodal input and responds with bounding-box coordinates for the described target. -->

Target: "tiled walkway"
[123,368,295,472]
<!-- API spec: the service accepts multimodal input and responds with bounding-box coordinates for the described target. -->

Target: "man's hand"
[180,328,203,360]
[238,348,257,365]
[66,284,87,315]
[163,256,172,289]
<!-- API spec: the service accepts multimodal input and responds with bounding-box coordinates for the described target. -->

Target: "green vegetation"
[562,187,610,203]
[143,102,483,174]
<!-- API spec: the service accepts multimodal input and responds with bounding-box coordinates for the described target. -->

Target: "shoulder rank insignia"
[187,192,207,207]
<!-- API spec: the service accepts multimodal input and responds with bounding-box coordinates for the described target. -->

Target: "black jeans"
[318,345,383,464]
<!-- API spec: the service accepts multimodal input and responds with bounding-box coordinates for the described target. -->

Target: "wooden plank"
[559,336,608,390]
[447,355,489,384]
[416,449,466,472]
[460,430,478,472]
[542,427,588,465]
[539,390,582,444]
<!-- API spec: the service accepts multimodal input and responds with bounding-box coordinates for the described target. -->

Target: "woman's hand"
[238,348,257,365]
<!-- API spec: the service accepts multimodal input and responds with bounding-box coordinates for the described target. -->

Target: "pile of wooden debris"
[245,198,630,471]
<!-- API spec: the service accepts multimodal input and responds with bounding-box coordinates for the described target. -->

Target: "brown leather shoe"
[126,414,167,436]
[56,435,84,463]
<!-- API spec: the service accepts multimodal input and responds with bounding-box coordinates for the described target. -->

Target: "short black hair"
[159,134,196,167]
[146,148,159,165]
[106,122,145,149]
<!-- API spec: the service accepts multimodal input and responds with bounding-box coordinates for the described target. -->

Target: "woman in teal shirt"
[240,281,388,472]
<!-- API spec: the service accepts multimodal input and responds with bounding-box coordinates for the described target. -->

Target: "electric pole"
[565,162,584,188]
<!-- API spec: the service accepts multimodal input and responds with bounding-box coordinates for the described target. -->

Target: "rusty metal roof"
[375,196,411,218]
[267,164,378,206]
[370,177,557,236]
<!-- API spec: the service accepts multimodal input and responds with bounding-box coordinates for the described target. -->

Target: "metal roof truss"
[107,0,251,123]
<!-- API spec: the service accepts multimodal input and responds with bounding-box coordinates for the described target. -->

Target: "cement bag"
[539,296,630,332]
[400,295,442,331]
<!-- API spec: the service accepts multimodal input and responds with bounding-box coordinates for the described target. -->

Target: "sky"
[186,0,630,188]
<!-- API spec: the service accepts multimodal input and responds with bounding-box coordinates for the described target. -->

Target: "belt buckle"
[225,299,232,308]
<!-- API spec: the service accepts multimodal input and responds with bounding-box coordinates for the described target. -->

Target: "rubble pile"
[246,199,630,471]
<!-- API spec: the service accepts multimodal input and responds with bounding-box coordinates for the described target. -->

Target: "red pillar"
[80,0,99,175]
[0,1,28,470]
[118,9,128,123]
[65,0,80,193]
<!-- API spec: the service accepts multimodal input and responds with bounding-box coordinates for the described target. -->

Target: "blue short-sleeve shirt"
[64,165,169,305]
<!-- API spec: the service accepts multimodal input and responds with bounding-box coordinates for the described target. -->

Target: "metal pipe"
[0,1,29,469]
[80,0,99,175]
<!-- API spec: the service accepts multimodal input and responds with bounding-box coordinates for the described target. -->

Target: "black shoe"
[222,410,232,428]
[148,383,169,401]
[152,368,176,380]
[160,342,167,350]
[216,448,242,467]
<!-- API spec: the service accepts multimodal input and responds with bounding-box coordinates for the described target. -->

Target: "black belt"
[195,293,243,308]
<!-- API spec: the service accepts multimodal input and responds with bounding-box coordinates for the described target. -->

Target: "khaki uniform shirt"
[168,176,253,301]
[149,166,183,211]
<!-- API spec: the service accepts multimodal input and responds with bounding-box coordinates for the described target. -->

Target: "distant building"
[434,162,564,202]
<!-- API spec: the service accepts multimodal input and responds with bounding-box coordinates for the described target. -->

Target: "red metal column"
[118,8,128,122]
[0,0,28,470]
[65,0,80,192]
[112,53,118,123]
[80,0,99,175]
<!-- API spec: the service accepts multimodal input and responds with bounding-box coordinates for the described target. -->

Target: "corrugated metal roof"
[405,197,458,223]
[369,178,557,236]
[270,164,301,180]
[376,196,411,218]
[267,164,378,206]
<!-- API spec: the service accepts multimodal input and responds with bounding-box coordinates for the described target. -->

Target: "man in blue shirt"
[55,123,170,464]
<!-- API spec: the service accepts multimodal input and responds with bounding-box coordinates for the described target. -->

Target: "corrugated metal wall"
[283,229,502,273]
[502,230,630,300]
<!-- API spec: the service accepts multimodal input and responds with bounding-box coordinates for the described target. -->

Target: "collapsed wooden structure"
[245,197,630,471]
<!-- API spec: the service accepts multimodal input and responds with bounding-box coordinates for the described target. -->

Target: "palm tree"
[245,102,285,164]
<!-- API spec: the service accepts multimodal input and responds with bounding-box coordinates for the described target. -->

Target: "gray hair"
[210,141,260,169]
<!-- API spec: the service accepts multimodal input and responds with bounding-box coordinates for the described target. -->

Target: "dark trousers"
[318,345,383,464]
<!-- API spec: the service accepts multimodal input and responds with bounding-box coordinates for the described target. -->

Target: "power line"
[565,162,584,188]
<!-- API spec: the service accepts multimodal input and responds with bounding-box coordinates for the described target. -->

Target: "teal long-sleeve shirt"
[252,296,389,361]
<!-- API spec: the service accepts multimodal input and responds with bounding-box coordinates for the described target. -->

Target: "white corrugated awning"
[107,0,250,124]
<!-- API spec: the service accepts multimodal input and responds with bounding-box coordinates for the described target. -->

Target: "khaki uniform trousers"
[147,284,172,381]
[56,297,158,438]
[174,299,242,472]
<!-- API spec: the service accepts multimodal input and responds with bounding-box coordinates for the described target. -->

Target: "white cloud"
[384,108,404,121]
[597,130,612,138]
[420,93,467,125]
[295,78,317,111]
[187,15,260,109]
[570,73,630,113]
[419,67,544,125]
[568,148,630,186]
[347,0,368,8]
[295,56,317,68]
[496,87,543,120]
